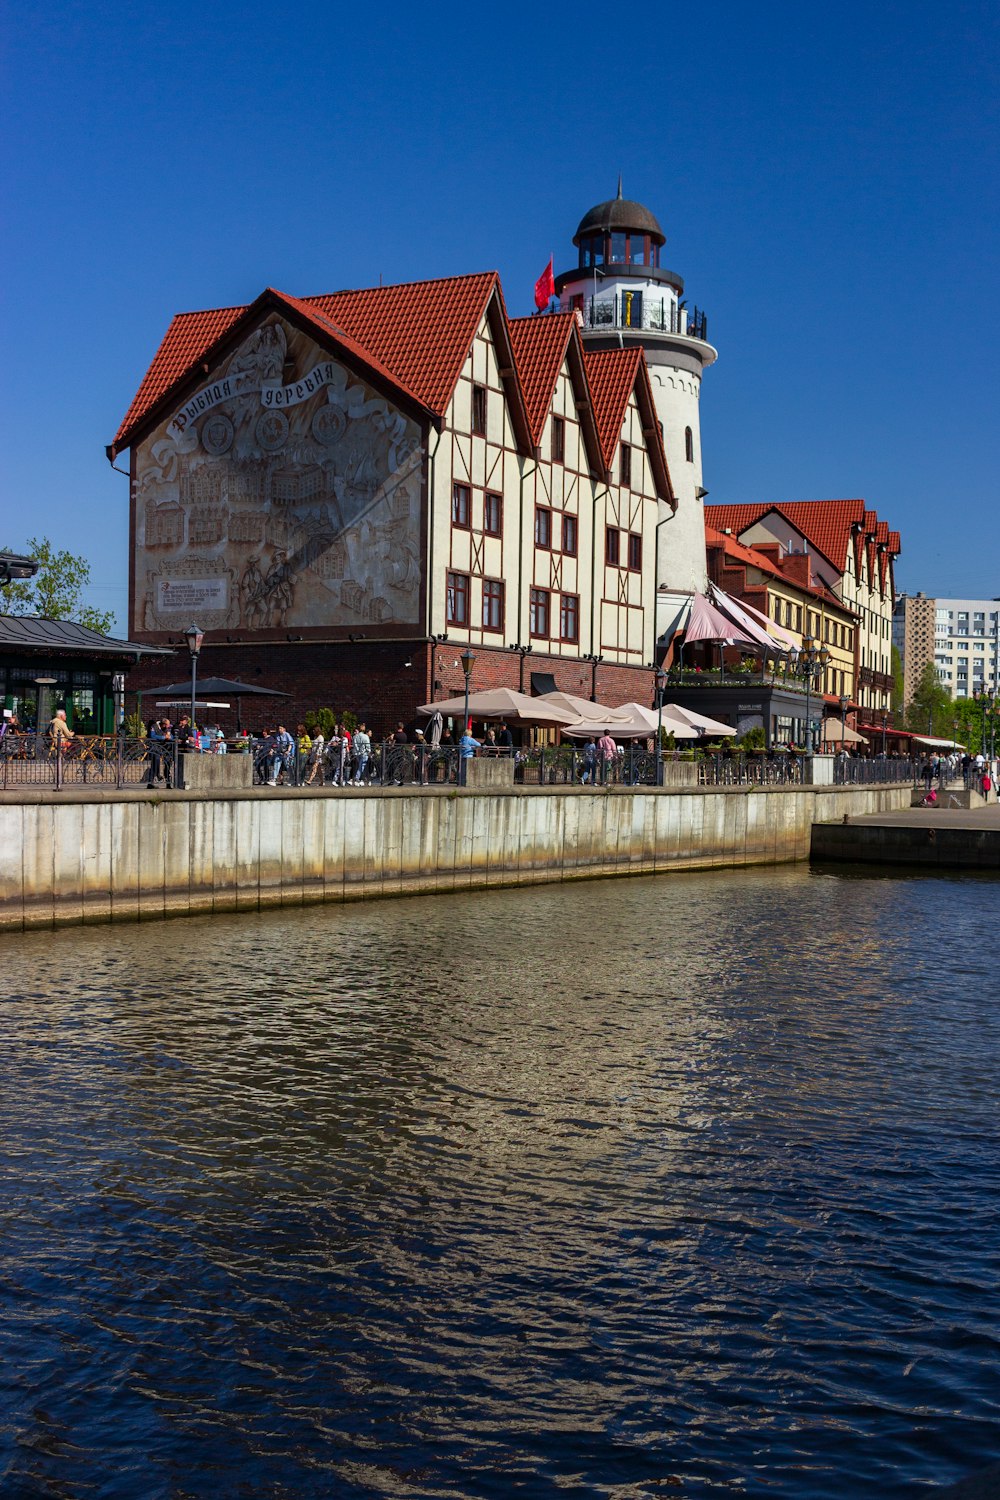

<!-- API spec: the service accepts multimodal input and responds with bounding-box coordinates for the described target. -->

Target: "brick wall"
[124,641,658,737]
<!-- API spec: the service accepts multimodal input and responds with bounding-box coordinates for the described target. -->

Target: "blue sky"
[2,0,997,627]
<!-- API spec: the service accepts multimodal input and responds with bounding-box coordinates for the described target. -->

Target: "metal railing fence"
[1,733,926,794]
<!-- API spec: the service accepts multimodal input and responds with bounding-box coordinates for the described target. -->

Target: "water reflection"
[1,867,999,1498]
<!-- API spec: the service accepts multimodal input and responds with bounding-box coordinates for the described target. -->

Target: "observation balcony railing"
[581,295,708,341]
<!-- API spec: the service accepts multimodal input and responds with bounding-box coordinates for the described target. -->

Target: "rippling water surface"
[2,867,999,1498]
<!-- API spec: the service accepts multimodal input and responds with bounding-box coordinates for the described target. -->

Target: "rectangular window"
[619,442,632,487]
[562,514,578,556]
[482,578,504,632]
[628,532,642,571]
[472,385,487,436]
[551,415,565,464]
[446,571,469,625]
[560,593,580,642]
[452,483,470,528]
[483,491,502,536]
[535,506,553,549]
[529,587,550,638]
[606,526,621,566]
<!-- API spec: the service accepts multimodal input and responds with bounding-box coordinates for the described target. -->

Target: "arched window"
[685,426,694,462]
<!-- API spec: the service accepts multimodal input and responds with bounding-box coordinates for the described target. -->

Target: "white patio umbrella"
[660,703,737,737]
[416,687,578,726]
[564,702,698,740]
[537,690,633,724]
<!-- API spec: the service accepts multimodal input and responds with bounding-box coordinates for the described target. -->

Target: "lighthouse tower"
[557,183,717,647]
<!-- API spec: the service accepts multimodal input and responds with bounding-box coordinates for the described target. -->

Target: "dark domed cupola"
[572,178,666,273]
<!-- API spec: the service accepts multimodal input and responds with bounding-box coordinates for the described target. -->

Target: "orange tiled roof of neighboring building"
[584,347,644,471]
[705,526,855,611]
[704,499,905,574]
[508,312,577,445]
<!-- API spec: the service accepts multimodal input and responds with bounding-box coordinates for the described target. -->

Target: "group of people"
[919,749,995,805]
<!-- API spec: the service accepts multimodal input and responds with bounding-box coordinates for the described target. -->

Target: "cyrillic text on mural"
[135,316,422,636]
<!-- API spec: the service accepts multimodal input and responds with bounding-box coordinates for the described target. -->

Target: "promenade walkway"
[811,803,1000,870]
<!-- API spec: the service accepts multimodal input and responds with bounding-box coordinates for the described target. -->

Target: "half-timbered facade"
[706,501,900,717]
[109,275,675,732]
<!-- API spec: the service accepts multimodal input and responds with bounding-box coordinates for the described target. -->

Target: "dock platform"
[811,804,1000,871]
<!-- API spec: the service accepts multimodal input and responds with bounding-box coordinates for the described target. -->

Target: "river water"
[2,867,998,1499]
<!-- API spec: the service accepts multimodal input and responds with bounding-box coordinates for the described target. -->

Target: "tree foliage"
[904,661,953,738]
[891,644,905,715]
[1,536,114,635]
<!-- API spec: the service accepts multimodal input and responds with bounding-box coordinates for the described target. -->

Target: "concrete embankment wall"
[812,819,1000,870]
[0,784,911,932]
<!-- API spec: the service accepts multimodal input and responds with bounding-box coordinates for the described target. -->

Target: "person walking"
[597,731,617,785]
[305,729,325,786]
[580,738,598,785]
[352,723,371,784]
[458,727,480,786]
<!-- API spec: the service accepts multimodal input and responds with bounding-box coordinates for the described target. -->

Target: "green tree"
[0,536,114,634]
[890,644,905,715]
[904,661,953,738]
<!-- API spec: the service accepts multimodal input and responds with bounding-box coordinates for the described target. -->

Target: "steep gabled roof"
[704,526,856,612]
[112,303,248,453]
[583,347,674,504]
[705,500,884,575]
[507,313,604,475]
[301,273,504,417]
[110,271,534,458]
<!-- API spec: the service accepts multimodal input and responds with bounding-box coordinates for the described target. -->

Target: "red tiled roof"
[706,500,871,573]
[112,272,508,454]
[705,526,855,611]
[584,347,644,471]
[300,272,501,417]
[508,313,577,445]
[113,303,247,451]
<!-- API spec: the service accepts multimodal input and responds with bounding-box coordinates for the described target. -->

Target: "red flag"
[534,256,555,311]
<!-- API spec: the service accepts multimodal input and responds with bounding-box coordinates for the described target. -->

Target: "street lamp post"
[881,711,889,757]
[655,666,667,785]
[839,693,850,750]
[799,636,830,753]
[184,623,204,733]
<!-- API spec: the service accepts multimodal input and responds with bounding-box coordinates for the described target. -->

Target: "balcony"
[580,294,708,342]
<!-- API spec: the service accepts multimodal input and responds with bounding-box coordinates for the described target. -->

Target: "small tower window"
[685,427,694,463]
[629,235,646,266]
[611,232,626,263]
[551,415,565,464]
[472,385,487,436]
[620,442,632,487]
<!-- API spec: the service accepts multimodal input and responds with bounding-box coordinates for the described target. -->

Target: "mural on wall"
[134,315,423,634]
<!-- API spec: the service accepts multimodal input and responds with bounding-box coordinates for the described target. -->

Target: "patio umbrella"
[819,719,868,745]
[564,703,698,740]
[138,676,290,727]
[660,703,737,737]
[416,687,578,726]
[537,690,633,724]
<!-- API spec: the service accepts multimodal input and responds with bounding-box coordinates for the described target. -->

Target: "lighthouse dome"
[573,190,665,249]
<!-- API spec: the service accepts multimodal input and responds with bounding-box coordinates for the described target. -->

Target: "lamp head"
[184,623,205,657]
[461,647,476,680]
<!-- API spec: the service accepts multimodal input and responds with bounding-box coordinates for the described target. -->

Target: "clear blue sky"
[3,0,997,628]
